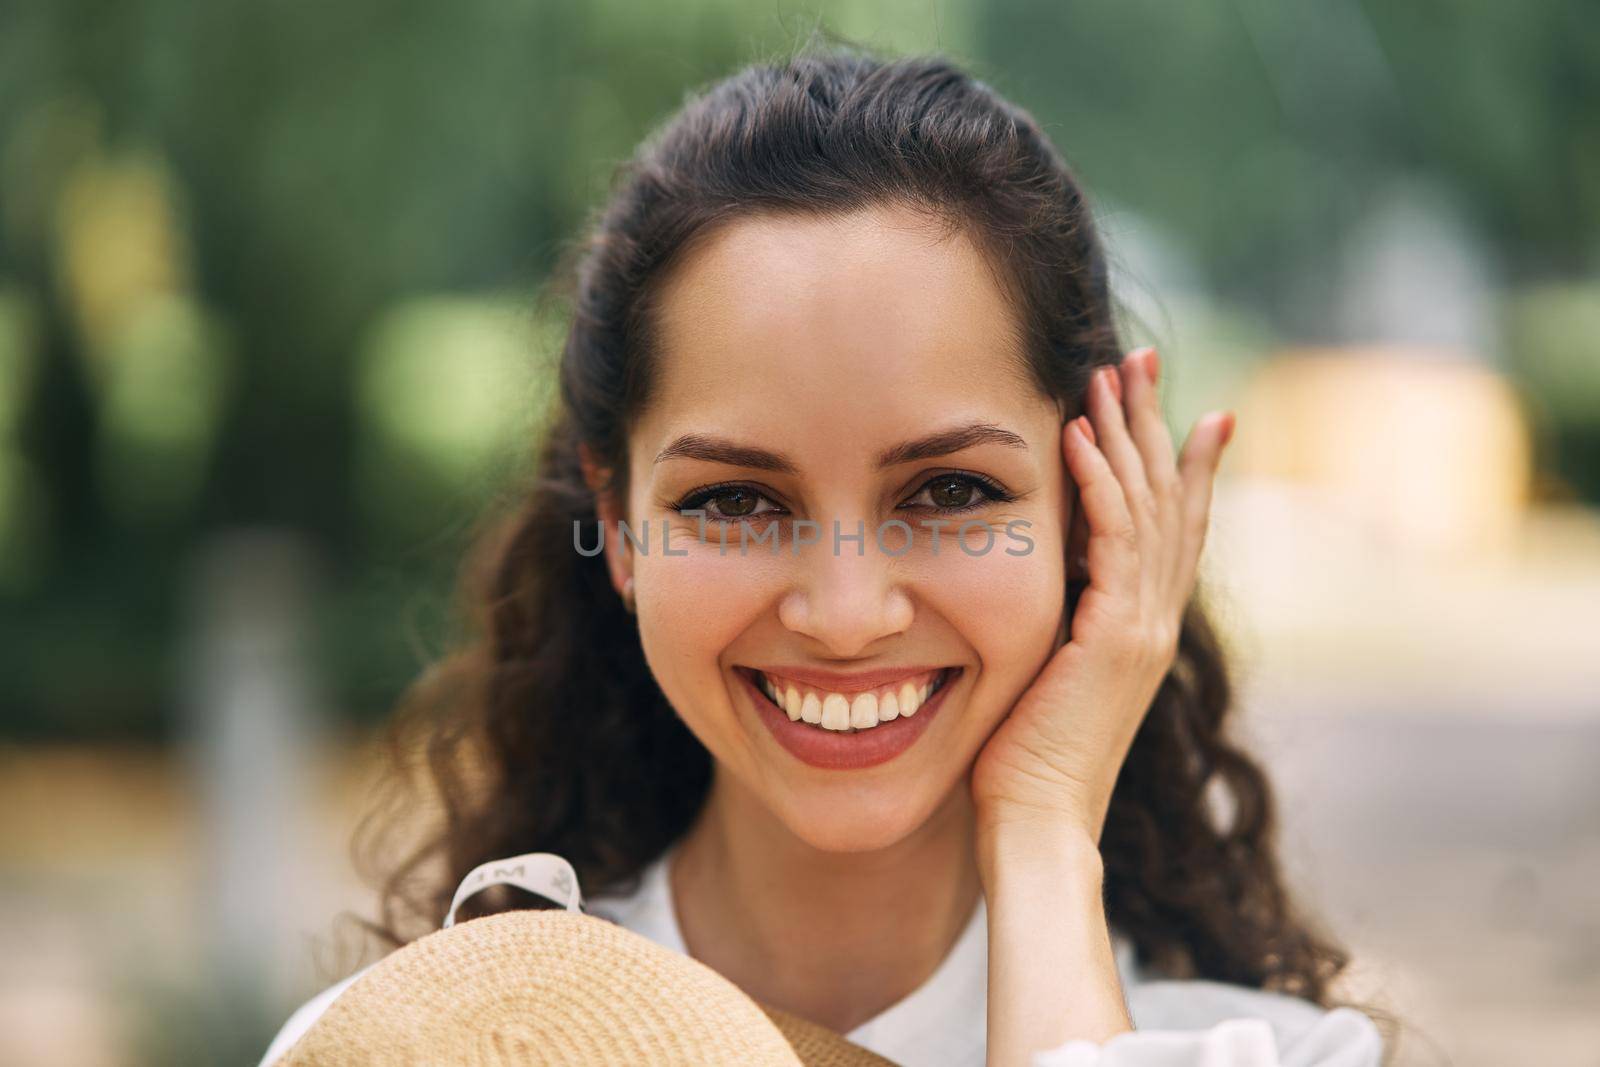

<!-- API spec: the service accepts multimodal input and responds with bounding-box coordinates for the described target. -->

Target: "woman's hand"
[970,346,1236,847]
[975,347,1235,1064]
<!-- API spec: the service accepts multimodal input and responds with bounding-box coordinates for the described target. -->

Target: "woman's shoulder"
[1102,933,1383,1063]
[1121,970,1383,1065]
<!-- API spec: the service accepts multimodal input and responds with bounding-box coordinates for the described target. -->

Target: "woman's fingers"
[1086,362,1158,538]
[1062,416,1140,614]
[1064,476,1090,578]
[1173,410,1235,596]
[1103,348,1184,606]
[1074,347,1234,622]
[1119,349,1181,537]
[1119,350,1178,487]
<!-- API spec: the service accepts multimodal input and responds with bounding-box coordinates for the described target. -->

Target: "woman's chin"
[769,788,951,854]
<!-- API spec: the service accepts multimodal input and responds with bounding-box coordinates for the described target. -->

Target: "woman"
[262,47,1386,1066]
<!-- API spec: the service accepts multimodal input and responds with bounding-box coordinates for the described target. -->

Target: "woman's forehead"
[643,205,1041,435]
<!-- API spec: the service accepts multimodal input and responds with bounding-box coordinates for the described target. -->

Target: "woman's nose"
[776,530,914,657]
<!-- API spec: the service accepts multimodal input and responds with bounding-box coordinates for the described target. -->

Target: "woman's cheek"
[913,514,1065,720]
[633,526,784,747]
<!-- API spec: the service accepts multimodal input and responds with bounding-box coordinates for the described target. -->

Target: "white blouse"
[259,850,1382,1066]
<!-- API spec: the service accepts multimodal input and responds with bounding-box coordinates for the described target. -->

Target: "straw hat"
[278,855,896,1066]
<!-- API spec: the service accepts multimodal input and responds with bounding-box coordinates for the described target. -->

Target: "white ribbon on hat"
[442,852,586,928]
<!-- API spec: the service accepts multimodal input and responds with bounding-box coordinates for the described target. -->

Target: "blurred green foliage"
[0,0,1595,739]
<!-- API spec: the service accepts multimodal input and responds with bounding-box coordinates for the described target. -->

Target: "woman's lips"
[752,666,948,728]
[736,665,962,770]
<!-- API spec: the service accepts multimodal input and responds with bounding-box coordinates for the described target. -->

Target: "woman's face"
[613,203,1070,853]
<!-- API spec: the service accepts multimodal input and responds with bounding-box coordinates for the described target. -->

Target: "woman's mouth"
[746,667,956,731]
[734,665,963,771]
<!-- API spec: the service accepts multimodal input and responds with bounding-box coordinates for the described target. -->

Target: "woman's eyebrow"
[876,423,1028,467]
[653,422,1028,473]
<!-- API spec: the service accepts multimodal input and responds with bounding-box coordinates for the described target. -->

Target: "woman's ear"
[577,443,634,605]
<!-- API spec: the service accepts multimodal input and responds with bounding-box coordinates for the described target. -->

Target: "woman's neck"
[669,770,982,1034]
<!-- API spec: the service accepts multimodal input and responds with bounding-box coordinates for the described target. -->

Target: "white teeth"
[756,669,949,731]
[821,694,851,730]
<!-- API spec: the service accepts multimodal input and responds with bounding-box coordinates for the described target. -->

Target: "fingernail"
[1074,415,1096,446]
[1219,411,1236,447]
[1144,348,1160,385]
[1099,365,1122,403]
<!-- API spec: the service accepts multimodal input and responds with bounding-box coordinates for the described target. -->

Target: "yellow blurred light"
[1228,346,1533,561]
[352,294,558,541]
[355,295,549,478]
[52,148,193,367]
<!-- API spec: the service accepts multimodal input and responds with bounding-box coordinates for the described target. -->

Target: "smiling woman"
[260,45,1386,1067]
[604,203,1072,865]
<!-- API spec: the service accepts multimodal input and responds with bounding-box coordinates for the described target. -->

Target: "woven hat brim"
[279,909,894,1066]
[762,1005,898,1067]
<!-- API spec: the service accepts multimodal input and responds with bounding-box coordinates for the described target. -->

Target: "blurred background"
[1,1,1596,1064]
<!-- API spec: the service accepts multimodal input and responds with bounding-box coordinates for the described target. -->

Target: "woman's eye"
[709,487,764,518]
[675,474,1010,521]
[902,474,1011,513]
[677,485,782,521]
[927,476,976,509]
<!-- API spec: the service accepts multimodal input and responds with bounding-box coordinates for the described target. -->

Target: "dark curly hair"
[347,41,1376,1029]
